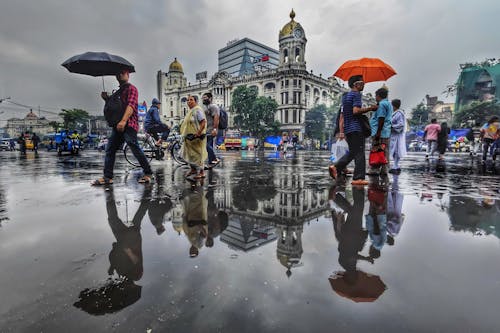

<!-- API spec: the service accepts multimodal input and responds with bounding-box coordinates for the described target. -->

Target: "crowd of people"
[91,70,223,186]
[328,74,500,186]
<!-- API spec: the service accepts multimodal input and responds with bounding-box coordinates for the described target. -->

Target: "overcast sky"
[1,0,499,122]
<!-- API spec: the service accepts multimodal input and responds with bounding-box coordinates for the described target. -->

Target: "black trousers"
[335,132,366,180]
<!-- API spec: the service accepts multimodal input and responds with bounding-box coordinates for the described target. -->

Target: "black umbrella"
[61,51,135,76]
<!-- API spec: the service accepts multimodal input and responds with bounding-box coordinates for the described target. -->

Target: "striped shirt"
[342,91,362,134]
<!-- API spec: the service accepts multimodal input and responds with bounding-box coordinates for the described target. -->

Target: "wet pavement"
[0,149,499,332]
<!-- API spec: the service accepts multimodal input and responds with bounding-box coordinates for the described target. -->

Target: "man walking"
[329,75,377,186]
[424,118,441,159]
[92,69,153,185]
[201,92,220,167]
[144,98,170,146]
[368,87,393,176]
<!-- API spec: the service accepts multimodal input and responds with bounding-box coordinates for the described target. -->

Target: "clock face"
[293,28,303,39]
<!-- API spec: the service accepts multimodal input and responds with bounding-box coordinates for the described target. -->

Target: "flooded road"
[0,149,499,332]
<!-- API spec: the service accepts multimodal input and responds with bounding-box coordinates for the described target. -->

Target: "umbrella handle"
[101,76,105,91]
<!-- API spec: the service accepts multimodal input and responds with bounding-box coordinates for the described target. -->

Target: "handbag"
[369,143,388,167]
[356,114,371,138]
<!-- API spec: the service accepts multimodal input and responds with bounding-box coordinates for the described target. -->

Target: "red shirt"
[120,83,139,132]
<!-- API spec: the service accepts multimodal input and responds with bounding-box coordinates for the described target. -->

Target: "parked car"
[0,139,11,151]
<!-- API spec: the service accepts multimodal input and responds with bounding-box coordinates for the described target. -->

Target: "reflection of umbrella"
[333,58,396,83]
[73,278,142,315]
[457,136,468,143]
[329,270,386,302]
[61,51,135,77]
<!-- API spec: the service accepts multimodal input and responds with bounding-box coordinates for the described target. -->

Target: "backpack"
[103,84,129,127]
[218,106,228,130]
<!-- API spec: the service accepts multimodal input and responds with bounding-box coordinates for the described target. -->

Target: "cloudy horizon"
[1,0,499,124]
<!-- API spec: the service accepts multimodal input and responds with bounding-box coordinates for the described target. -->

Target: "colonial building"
[157,10,351,137]
[5,111,51,137]
[425,95,454,124]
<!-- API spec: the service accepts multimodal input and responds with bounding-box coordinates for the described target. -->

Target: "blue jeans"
[206,135,217,163]
[104,127,152,179]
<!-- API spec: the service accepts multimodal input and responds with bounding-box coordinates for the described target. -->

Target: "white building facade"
[157,10,348,136]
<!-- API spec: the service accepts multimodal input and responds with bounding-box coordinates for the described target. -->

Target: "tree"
[452,100,500,127]
[59,109,90,131]
[48,121,61,132]
[231,86,279,139]
[305,104,327,140]
[409,102,430,127]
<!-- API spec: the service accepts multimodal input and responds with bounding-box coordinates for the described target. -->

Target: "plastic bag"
[330,139,349,162]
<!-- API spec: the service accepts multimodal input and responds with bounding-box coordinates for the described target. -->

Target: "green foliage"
[48,121,61,132]
[409,102,430,126]
[59,108,90,131]
[305,104,327,140]
[231,86,279,139]
[453,100,500,127]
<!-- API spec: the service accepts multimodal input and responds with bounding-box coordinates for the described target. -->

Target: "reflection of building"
[218,156,329,255]
[218,38,279,77]
[220,213,277,251]
[5,111,51,137]
[455,62,500,112]
[276,223,303,277]
[157,10,345,136]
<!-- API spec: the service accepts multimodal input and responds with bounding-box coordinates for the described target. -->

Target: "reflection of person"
[94,69,153,185]
[386,175,404,245]
[106,189,150,281]
[182,186,208,257]
[329,75,377,186]
[389,99,406,174]
[73,188,149,315]
[206,188,228,247]
[366,184,388,260]
[181,95,207,179]
[147,170,173,235]
[144,98,170,146]
[330,185,372,279]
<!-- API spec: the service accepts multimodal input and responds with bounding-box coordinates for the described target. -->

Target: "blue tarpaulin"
[264,136,281,146]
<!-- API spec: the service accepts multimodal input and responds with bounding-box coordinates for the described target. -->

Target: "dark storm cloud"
[1,0,499,121]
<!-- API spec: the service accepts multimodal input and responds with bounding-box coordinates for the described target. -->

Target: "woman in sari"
[180,95,207,178]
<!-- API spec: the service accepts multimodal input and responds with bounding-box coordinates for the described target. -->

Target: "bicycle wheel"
[124,139,155,167]
[170,140,187,165]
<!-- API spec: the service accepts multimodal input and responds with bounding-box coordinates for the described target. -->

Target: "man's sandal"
[138,175,152,184]
[91,178,113,186]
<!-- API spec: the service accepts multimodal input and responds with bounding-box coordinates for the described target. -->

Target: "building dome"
[279,9,304,38]
[168,58,184,73]
[25,111,38,120]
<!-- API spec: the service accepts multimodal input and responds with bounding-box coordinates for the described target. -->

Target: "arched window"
[264,82,275,92]
[283,49,289,63]
[295,48,300,62]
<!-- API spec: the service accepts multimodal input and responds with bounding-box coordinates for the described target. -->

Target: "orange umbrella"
[333,57,396,83]
[329,270,387,303]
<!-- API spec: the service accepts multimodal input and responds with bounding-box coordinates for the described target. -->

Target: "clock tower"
[278,9,307,70]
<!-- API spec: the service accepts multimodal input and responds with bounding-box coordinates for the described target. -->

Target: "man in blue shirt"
[329,75,377,186]
[144,98,170,145]
[368,88,393,176]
